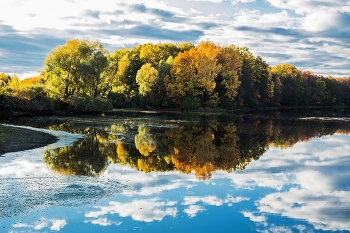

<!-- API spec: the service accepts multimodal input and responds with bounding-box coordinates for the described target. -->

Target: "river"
[1,111,350,232]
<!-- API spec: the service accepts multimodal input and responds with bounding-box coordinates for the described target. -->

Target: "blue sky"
[0,0,349,78]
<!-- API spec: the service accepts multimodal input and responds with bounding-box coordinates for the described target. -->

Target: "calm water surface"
[1,112,350,232]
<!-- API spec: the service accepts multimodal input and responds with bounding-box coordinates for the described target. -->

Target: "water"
[1,112,350,232]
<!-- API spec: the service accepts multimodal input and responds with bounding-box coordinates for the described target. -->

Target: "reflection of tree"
[165,124,219,180]
[216,124,242,170]
[135,125,157,156]
[43,114,350,179]
[163,120,262,180]
[44,128,118,177]
[163,115,350,180]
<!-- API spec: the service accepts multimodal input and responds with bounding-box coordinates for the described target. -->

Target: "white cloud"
[257,173,350,232]
[34,221,48,230]
[17,71,41,80]
[184,205,206,217]
[187,0,224,3]
[267,225,293,233]
[103,164,198,196]
[13,218,67,232]
[0,0,188,33]
[85,198,177,222]
[84,218,122,227]
[265,0,350,31]
[241,211,267,223]
[231,0,255,5]
[182,194,249,206]
[50,219,67,231]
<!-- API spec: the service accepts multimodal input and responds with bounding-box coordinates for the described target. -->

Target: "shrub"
[11,86,54,112]
[180,96,201,110]
[69,96,113,113]
[108,92,130,108]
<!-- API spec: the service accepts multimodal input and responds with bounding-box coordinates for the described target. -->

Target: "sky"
[0,0,350,79]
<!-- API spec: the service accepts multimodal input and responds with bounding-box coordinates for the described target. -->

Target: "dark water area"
[1,110,350,232]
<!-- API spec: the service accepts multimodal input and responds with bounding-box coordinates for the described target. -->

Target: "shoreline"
[0,125,58,156]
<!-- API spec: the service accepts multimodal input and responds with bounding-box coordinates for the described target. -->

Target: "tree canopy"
[1,38,350,112]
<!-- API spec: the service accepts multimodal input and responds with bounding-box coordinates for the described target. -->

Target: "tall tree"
[140,43,161,68]
[271,64,303,106]
[193,41,221,107]
[236,47,257,106]
[217,45,242,108]
[166,50,200,107]
[136,63,159,105]
[252,56,274,106]
[42,39,116,100]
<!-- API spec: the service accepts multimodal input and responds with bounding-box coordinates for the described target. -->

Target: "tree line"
[1,38,350,112]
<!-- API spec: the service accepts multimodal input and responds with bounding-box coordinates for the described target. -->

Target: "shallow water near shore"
[1,112,350,232]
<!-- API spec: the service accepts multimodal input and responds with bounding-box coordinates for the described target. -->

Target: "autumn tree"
[166,50,200,108]
[178,42,195,52]
[158,43,180,59]
[216,45,242,108]
[136,63,159,106]
[194,41,221,107]
[140,43,161,67]
[271,64,303,106]
[166,41,221,108]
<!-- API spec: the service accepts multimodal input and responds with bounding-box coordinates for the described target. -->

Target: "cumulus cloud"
[84,217,122,227]
[241,211,266,223]
[187,0,224,3]
[184,205,206,217]
[181,194,249,217]
[182,194,249,206]
[230,0,255,5]
[13,218,67,231]
[85,198,177,222]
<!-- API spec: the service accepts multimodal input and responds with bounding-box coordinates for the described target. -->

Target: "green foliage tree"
[236,47,258,106]
[154,57,173,107]
[140,43,161,67]
[252,56,274,106]
[136,63,159,106]
[0,72,11,98]
[178,42,195,52]
[42,39,116,101]
[216,45,242,108]
[111,49,142,106]
[271,64,303,106]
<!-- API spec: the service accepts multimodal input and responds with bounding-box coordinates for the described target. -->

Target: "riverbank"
[0,125,58,155]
